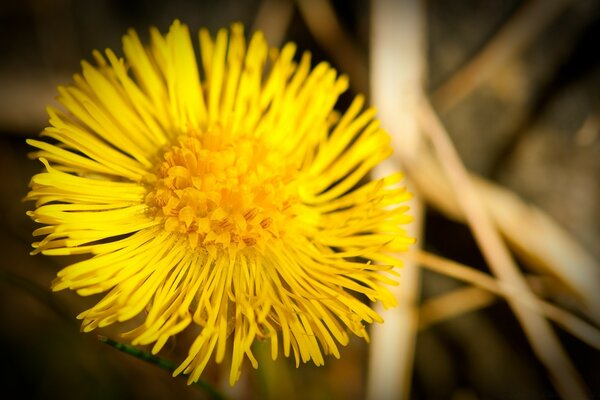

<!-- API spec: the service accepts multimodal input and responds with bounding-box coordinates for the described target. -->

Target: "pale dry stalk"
[410,250,600,351]
[367,1,426,400]
[419,100,589,399]
[432,0,570,112]
[401,149,600,325]
[252,0,294,48]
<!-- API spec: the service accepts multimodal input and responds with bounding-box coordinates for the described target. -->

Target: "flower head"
[26,20,413,384]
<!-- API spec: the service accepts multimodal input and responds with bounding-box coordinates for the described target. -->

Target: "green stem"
[98,335,225,400]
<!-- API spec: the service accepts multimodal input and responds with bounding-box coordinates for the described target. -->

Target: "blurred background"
[1,0,599,399]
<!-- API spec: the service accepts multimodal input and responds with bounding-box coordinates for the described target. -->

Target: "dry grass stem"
[475,177,600,322]
[418,99,589,398]
[252,0,294,48]
[0,74,69,131]
[432,0,570,112]
[409,250,600,352]
[366,1,426,400]
[404,149,600,325]
[295,0,600,328]
[575,110,600,147]
[296,0,369,95]
[418,286,497,331]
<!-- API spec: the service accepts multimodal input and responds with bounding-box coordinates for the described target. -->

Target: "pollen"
[146,126,299,253]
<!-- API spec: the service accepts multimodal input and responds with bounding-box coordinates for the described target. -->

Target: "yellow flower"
[26,20,413,385]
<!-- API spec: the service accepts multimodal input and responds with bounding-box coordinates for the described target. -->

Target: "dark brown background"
[1,0,598,399]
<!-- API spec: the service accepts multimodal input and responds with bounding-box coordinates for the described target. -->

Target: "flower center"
[146,127,299,253]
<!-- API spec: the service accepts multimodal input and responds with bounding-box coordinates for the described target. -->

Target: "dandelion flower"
[26,20,413,385]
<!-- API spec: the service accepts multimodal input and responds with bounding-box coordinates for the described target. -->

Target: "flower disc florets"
[147,127,298,255]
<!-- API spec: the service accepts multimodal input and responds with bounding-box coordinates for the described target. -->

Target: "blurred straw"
[407,149,600,325]
[252,0,294,47]
[418,286,497,331]
[431,0,571,112]
[367,1,426,400]
[0,74,65,132]
[295,0,600,326]
[575,110,600,147]
[475,176,600,321]
[410,250,600,351]
[296,0,369,95]
[419,100,589,399]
